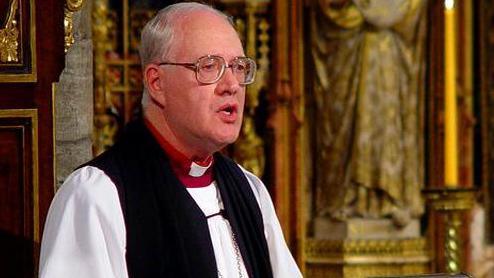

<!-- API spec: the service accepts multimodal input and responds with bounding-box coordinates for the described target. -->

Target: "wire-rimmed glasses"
[158,55,257,85]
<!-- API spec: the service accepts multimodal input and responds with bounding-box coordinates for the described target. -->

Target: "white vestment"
[39,165,302,278]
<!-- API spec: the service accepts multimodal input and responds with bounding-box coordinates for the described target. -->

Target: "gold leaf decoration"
[0,0,19,63]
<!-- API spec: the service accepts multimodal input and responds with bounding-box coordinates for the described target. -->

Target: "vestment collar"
[144,118,213,187]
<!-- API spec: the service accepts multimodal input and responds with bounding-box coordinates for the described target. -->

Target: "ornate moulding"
[64,0,85,52]
[0,0,36,82]
[305,238,431,278]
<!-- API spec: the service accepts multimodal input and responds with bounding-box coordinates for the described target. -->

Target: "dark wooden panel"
[0,110,37,278]
[0,0,64,276]
[0,127,24,231]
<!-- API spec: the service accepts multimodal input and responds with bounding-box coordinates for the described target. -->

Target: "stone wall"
[55,1,93,189]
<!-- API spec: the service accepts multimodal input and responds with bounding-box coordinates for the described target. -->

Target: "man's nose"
[215,67,240,95]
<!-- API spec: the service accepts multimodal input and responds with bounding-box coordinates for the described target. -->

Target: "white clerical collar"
[189,160,213,177]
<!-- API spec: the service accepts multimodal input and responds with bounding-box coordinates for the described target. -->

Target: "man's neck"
[143,116,214,188]
[143,107,212,161]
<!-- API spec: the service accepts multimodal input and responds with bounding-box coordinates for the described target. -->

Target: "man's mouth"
[223,105,234,115]
[218,103,237,114]
[217,103,238,122]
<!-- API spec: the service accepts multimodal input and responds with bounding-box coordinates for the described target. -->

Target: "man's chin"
[212,133,240,150]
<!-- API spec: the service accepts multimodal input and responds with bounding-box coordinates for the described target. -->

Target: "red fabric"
[144,119,213,188]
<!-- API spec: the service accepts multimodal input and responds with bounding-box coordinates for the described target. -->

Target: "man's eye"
[235,64,246,71]
[201,62,217,71]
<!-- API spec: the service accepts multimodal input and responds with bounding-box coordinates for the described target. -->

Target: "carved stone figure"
[311,0,426,226]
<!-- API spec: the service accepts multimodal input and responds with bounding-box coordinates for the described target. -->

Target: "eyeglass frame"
[157,55,257,85]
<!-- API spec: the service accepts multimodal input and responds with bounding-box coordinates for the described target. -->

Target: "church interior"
[1,0,494,277]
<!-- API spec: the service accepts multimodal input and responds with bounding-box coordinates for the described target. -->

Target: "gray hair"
[139,3,234,108]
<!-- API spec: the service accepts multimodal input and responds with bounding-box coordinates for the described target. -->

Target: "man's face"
[155,12,247,157]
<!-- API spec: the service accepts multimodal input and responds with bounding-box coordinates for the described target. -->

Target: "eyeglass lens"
[196,56,256,85]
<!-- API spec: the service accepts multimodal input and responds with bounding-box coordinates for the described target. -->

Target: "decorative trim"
[0,0,19,62]
[64,0,85,52]
[306,238,430,264]
[444,212,461,273]
[423,187,476,272]
[0,0,37,82]
[0,109,39,243]
[66,0,83,11]
[52,82,57,192]
[423,187,476,211]
[305,238,430,277]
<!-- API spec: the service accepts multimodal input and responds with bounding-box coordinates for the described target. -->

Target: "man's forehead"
[167,10,244,60]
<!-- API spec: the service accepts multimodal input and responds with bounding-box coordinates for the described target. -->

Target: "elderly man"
[39,3,302,278]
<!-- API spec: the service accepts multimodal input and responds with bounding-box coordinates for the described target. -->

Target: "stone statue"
[311,0,426,226]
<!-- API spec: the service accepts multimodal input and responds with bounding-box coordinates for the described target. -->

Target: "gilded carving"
[0,0,36,82]
[92,0,118,155]
[306,238,430,277]
[0,0,19,62]
[423,187,476,211]
[306,264,429,278]
[306,238,429,260]
[235,117,265,176]
[64,0,85,53]
[64,10,74,53]
[130,10,154,54]
[445,213,461,273]
[233,1,270,177]
[66,0,84,12]
[423,187,476,273]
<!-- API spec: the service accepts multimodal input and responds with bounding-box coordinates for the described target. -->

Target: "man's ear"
[144,64,166,107]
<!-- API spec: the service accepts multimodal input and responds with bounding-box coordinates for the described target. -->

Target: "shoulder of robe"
[55,166,117,207]
[237,164,269,204]
[238,164,262,186]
